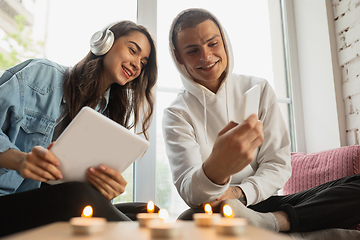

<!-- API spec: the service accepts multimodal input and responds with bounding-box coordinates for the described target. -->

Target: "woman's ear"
[174,50,184,65]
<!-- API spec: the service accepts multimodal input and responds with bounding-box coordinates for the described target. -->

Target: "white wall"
[286,0,347,153]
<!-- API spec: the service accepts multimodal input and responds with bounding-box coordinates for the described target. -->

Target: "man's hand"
[87,165,127,200]
[203,114,264,185]
[204,186,247,209]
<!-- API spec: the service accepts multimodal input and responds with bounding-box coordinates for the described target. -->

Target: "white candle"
[149,221,182,238]
[215,218,247,236]
[137,213,160,227]
[70,217,106,235]
[193,204,221,227]
[70,205,106,235]
[214,204,247,236]
[137,201,160,227]
[194,213,221,227]
[148,209,182,239]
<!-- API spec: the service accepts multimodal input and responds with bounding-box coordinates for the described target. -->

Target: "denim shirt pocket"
[18,110,55,152]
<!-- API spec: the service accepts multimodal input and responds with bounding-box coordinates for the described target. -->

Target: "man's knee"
[177,208,204,220]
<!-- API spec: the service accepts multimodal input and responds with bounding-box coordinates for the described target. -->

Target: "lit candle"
[70,205,106,235]
[148,209,182,239]
[193,204,221,227]
[137,201,160,227]
[215,204,247,236]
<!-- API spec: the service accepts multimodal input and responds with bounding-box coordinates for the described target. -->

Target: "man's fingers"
[248,120,264,148]
[209,199,222,208]
[218,121,239,136]
[221,114,259,139]
[249,120,263,139]
[245,114,258,125]
[238,114,258,132]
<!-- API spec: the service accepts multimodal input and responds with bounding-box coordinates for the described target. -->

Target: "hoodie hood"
[169,8,235,99]
[169,9,236,143]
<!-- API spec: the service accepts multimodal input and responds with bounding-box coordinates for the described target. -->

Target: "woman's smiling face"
[103,31,151,89]
[175,19,227,93]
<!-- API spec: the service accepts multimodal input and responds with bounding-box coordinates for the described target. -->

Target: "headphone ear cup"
[90,29,115,56]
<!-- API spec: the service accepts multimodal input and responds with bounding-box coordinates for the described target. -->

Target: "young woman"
[0,20,158,236]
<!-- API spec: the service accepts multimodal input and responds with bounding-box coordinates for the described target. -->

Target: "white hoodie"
[162,9,291,208]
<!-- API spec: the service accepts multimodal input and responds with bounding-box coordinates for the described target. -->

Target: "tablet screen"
[48,106,149,184]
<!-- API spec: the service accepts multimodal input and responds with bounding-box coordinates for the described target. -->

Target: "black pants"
[178,174,360,232]
[0,182,158,237]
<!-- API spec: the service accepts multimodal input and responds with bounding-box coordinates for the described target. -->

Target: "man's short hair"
[172,9,221,50]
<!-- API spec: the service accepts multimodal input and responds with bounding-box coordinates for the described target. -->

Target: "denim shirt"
[0,59,110,196]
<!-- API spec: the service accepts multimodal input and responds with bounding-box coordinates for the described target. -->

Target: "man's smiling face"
[175,19,228,93]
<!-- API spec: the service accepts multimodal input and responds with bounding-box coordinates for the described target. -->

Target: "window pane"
[113,165,134,203]
[278,101,291,134]
[155,91,189,218]
[25,0,137,66]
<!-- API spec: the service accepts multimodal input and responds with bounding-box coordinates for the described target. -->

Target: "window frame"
[133,0,157,203]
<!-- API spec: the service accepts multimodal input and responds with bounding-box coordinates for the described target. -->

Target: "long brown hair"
[63,21,157,139]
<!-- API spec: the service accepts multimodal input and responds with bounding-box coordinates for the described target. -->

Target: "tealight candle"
[137,201,160,227]
[193,204,221,227]
[215,204,247,236]
[148,209,182,239]
[70,205,106,235]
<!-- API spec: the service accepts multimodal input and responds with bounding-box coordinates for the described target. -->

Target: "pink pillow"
[283,145,360,195]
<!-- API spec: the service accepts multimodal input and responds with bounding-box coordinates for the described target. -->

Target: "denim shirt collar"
[96,87,111,113]
[63,87,111,114]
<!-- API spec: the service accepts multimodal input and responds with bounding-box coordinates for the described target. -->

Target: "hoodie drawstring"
[201,89,208,144]
[202,82,230,145]
[225,81,229,122]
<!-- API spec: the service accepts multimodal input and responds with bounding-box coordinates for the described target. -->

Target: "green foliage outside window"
[0,15,44,70]
[112,165,134,204]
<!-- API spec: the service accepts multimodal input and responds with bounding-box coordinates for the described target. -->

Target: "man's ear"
[174,50,184,65]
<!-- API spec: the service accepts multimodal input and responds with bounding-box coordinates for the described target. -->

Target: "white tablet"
[48,106,149,184]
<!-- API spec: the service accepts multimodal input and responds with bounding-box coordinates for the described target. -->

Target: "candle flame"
[158,209,169,220]
[147,201,155,213]
[223,204,234,218]
[204,204,212,215]
[81,205,93,218]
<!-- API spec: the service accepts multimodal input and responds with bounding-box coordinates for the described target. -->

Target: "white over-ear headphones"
[90,23,116,56]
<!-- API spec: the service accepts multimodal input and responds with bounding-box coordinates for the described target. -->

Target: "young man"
[162,8,360,235]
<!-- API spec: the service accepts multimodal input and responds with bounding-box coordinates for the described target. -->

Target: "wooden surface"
[3,221,292,240]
